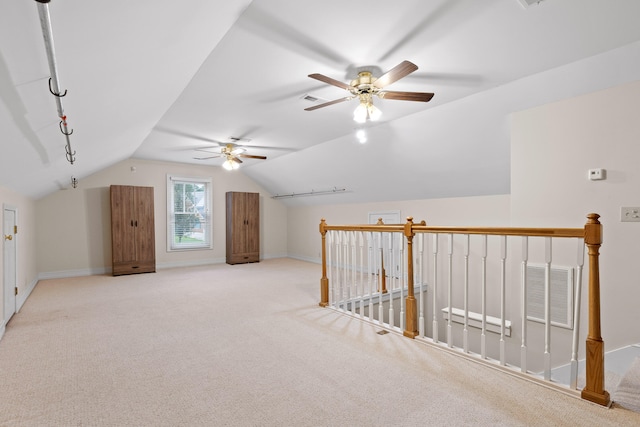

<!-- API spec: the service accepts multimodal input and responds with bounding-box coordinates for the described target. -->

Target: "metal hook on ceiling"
[65,145,76,165]
[48,78,67,97]
[59,117,73,136]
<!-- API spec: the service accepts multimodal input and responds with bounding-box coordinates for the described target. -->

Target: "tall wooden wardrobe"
[110,185,156,275]
[226,191,259,264]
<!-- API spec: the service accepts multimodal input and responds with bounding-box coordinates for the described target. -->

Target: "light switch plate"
[621,207,640,222]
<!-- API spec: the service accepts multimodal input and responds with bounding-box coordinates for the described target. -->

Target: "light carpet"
[614,357,640,413]
[0,258,638,426]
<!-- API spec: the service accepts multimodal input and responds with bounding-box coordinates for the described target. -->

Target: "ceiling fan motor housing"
[351,71,378,95]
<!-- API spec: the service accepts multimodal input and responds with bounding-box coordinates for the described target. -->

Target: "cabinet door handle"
[131,220,134,227]
[135,220,138,227]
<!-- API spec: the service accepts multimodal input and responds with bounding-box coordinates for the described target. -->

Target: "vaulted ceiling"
[2,0,640,205]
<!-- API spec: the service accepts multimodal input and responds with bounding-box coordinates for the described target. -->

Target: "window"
[167,175,212,251]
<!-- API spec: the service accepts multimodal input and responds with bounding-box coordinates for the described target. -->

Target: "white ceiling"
[2,0,640,205]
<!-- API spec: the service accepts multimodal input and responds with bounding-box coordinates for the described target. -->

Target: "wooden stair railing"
[319,213,609,406]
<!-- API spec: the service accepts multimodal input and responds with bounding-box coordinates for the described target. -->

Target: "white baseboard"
[37,255,292,278]
[262,252,289,260]
[287,255,321,264]
[38,267,110,280]
[16,278,38,312]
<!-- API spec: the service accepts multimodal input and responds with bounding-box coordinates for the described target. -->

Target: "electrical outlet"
[621,207,640,222]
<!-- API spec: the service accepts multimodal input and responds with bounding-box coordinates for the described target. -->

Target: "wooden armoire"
[226,191,259,264]
[110,185,156,276]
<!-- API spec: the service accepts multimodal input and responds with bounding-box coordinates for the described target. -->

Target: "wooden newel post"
[581,213,610,406]
[319,219,329,307]
[403,217,418,338]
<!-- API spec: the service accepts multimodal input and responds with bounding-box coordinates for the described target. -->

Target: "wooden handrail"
[318,213,609,405]
[321,224,583,237]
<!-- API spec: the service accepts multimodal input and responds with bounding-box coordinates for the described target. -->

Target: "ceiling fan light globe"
[353,103,368,123]
[368,104,382,121]
[222,159,237,171]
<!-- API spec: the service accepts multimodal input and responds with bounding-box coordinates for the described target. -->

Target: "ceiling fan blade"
[193,156,221,160]
[373,60,418,88]
[379,91,434,102]
[232,157,243,164]
[308,73,352,91]
[239,154,267,160]
[304,96,352,111]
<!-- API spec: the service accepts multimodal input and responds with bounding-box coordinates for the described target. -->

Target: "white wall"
[35,158,288,276]
[286,194,511,262]
[511,79,640,351]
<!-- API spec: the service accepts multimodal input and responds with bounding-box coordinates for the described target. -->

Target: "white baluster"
[481,235,487,359]
[432,234,439,343]
[570,238,585,389]
[447,234,453,348]
[544,237,552,381]
[335,231,342,309]
[399,233,405,332]
[335,231,341,309]
[359,231,365,318]
[368,232,374,322]
[418,233,425,337]
[350,231,356,315]
[521,236,529,373]
[326,230,336,307]
[378,232,384,325]
[336,231,343,311]
[500,235,507,366]
[463,234,470,353]
[344,231,350,312]
[388,233,394,328]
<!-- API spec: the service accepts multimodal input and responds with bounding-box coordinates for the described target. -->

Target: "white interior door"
[3,206,17,325]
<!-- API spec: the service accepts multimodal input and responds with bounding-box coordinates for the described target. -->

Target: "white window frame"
[167,175,213,251]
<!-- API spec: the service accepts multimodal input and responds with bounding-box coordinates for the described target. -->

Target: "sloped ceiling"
[2,0,640,205]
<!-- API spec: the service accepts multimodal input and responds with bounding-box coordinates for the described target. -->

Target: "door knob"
[4,234,12,241]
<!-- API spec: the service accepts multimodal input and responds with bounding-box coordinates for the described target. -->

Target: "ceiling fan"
[194,138,267,170]
[305,60,434,123]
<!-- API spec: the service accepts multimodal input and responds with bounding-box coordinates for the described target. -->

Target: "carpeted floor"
[614,357,640,413]
[0,258,638,426]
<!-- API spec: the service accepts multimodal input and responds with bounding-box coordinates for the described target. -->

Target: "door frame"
[3,204,18,327]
